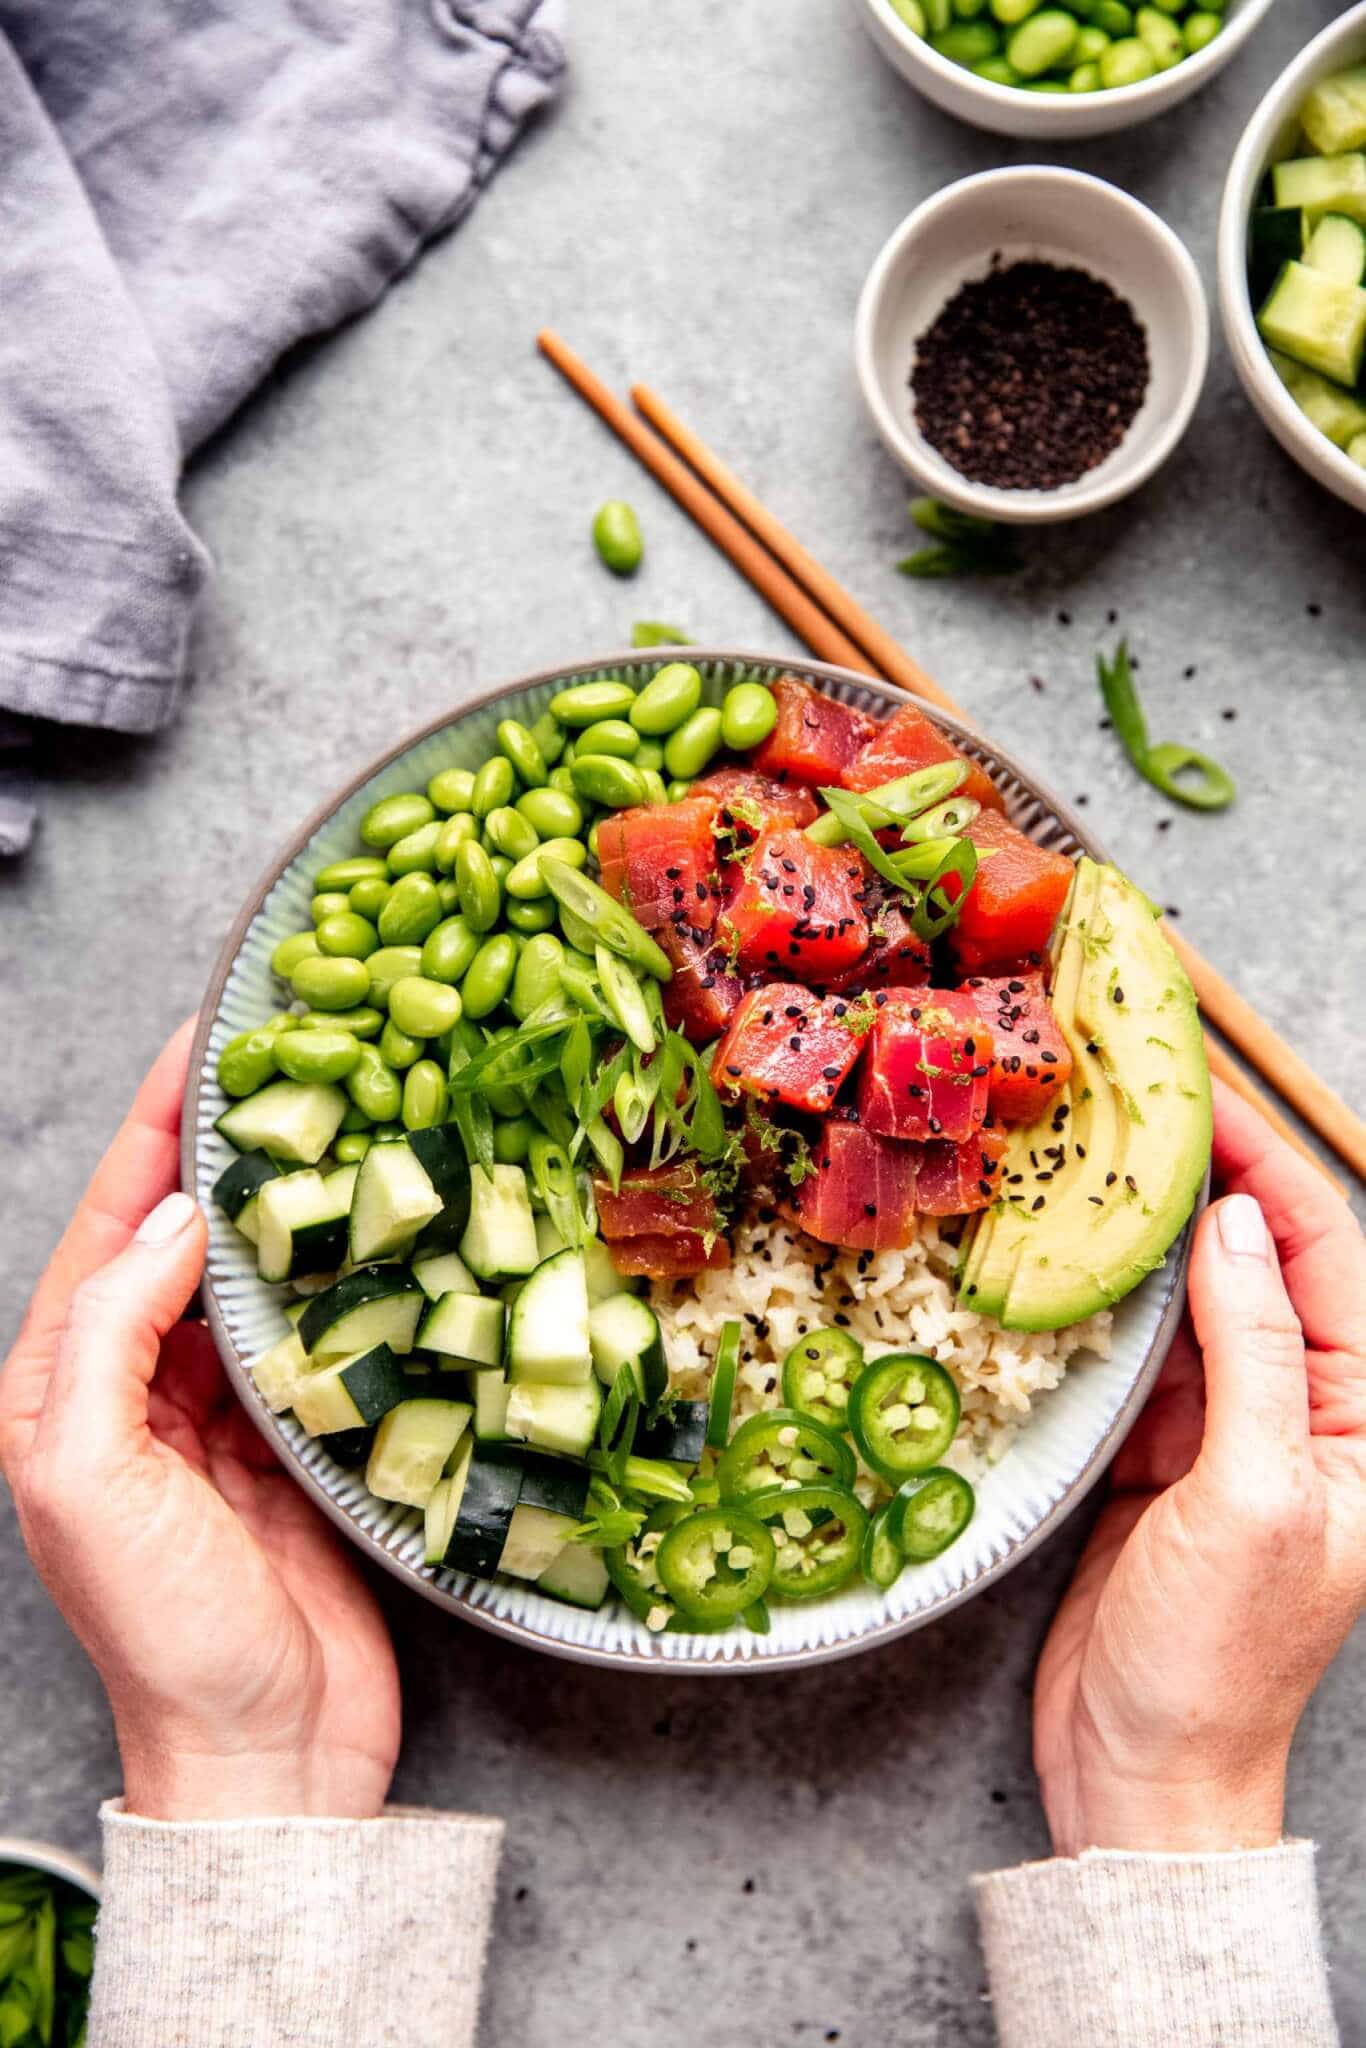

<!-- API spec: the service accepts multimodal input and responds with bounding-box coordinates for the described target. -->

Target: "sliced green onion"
[888,835,959,881]
[805,763,965,847]
[743,1598,771,1635]
[613,1454,694,1504]
[450,1091,494,1178]
[1097,641,1235,814]
[528,1134,585,1247]
[901,795,980,843]
[541,858,674,981]
[584,1113,624,1190]
[814,785,931,899]
[595,944,656,1055]
[632,621,694,647]
[910,837,978,943]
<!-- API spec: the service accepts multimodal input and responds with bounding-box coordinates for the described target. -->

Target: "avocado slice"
[960,858,1210,1333]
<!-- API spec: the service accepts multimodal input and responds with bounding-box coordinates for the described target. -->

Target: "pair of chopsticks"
[537,330,1364,1196]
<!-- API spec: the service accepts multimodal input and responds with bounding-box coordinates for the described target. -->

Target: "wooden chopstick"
[536,331,1353,1193]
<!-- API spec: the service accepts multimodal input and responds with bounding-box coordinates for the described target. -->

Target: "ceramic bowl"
[854,167,1209,525]
[855,0,1278,139]
[1218,0,1366,516]
[0,1841,100,1900]
[186,651,1200,1672]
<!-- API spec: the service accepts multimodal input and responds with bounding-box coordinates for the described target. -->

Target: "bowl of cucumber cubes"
[1220,0,1366,514]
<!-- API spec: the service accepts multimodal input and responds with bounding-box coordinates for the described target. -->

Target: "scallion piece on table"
[1097,640,1235,812]
[897,498,1023,579]
[631,621,694,647]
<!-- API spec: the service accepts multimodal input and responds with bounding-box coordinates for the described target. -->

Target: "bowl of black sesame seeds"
[855,167,1209,524]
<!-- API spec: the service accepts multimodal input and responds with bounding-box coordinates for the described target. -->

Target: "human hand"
[0,1022,401,1822]
[1034,1078,1366,1857]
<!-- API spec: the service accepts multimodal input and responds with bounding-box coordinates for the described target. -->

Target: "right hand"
[1034,1079,1366,1856]
[0,1023,401,1822]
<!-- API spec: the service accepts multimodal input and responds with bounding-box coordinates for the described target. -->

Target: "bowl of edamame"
[856,0,1277,137]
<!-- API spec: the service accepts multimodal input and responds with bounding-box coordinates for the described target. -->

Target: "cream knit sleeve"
[974,1841,1338,2047]
[87,1800,502,2048]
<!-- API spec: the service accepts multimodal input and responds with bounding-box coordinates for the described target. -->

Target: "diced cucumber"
[1258,260,1366,385]
[515,1451,591,1520]
[1248,207,1306,305]
[349,1141,442,1264]
[283,1300,308,1327]
[1269,349,1366,446]
[469,1369,513,1442]
[1271,154,1366,227]
[584,1233,637,1304]
[588,1292,667,1405]
[412,1248,481,1301]
[299,1264,424,1363]
[213,1150,282,1224]
[537,1543,610,1610]
[442,1441,522,1574]
[424,1473,460,1565]
[499,1503,573,1581]
[419,1291,506,1369]
[293,1343,408,1437]
[322,1425,375,1469]
[635,1400,708,1467]
[505,1379,603,1458]
[508,1249,592,1385]
[1304,212,1366,287]
[460,1164,540,1280]
[250,1328,309,1413]
[1302,67,1366,156]
[534,1213,567,1263]
[214,1080,348,1165]
[366,1398,472,1508]
[406,1127,473,1253]
[256,1166,355,1284]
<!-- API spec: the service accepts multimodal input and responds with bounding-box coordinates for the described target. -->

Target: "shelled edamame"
[887,0,1223,94]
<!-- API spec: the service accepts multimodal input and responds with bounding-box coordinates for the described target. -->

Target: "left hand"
[0,1022,401,1822]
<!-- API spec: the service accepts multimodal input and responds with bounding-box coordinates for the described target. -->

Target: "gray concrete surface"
[2,3,1364,2041]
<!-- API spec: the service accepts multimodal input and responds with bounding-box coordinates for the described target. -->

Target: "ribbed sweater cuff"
[974,1841,1337,2047]
[89,1800,503,2047]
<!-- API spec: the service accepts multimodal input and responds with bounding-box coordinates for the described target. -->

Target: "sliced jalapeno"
[747,1483,868,1601]
[706,1320,741,1450]
[655,1507,775,1622]
[605,1525,729,1634]
[886,1468,975,1561]
[861,1500,905,1591]
[846,1353,960,1484]
[780,1327,865,1431]
[716,1408,855,1500]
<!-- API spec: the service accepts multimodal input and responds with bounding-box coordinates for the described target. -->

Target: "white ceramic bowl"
[0,1840,100,1900]
[855,167,1209,525]
[186,651,1201,1673]
[1218,0,1366,516]
[856,0,1278,138]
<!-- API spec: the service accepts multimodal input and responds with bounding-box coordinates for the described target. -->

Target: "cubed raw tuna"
[751,676,875,788]
[598,797,720,933]
[721,830,869,980]
[607,1231,731,1279]
[659,923,746,1045]
[843,704,1003,814]
[789,1119,922,1252]
[958,972,1072,1125]
[857,988,992,1144]
[820,879,932,993]
[693,766,818,842]
[711,982,864,1115]
[949,812,1075,974]
[595,1162,721,1240]
[914,1124,1007,1215]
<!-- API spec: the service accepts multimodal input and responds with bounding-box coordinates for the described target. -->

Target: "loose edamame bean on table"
[720,681,777,751]
[629,662,702,736]
[591,500,644,576]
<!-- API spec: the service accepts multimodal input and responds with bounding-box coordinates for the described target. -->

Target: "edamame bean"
[1025,77,1069,88]
[493,1116,536,1164]
[311,892,351,923]
[299,1005,384,1041]
[1145,0,1182,14]
[265,1012,300,1034]
[315,911,380,961]
[517,786,583,839]
[547,764,579,799]
[360,792,434,849]
[953,0,991,16]
[1098,32,1154,80]
[435,812,479,872]
[290,954,371,1011]
[571,754,648,809]
[933,20,1000,58]
[422,915,481,985]
[990,0,1041,20]
[488,853,514,888]
[505,839,582,899]
[663,706,724,779]
[271,931,319,978]
[349,877,391,920]
[629,662,703,737]
[586,822,601,862]
[889,0,926,27]
[1135,4,1182,63]
[387,821,443,875]
[1073,23,1110,55]
[436,878,461,915]
[276,1029,361,1084]
[315,856,388,892]
[378,872,443,946]
[641,769,669,806]
[632,740,666,776]
[1088,0,1131,34]
[497,718,548,789]
[530,711,566,768]
[379,1018,423,1070]
[403,1060,447,1132]
[427,767,477,814]
[591,501,644,576]
[484,805,540,861]
[1006,7,1077,73]
[1069,58,1101,85]
[506,895,557,933]
[720,682,778,751]
[334,1133,373,1164]
[576,719,640,759]
[510,934,565,1020]
[388,975,463,1040]
[560,740,577,767]
[340,1100,372,1131]
[346,1044,403,1123]
[472,756,516,819]
[1183,9,1219,49]
[217,1029,279,1098]
[973,53,1022,77]
[666,779,694,803]
[366,945,424,1007]
[549,679,637,726]
[460,935,518,1020]
[923,0,951,29]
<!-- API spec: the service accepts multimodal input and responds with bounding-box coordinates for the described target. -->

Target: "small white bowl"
[1219,0,1366,517]
[855,167,1209,525]
[855,0,1279,139]
[0,1838,101,1900]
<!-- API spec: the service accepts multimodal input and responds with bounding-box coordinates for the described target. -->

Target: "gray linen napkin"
[0,0,567,851]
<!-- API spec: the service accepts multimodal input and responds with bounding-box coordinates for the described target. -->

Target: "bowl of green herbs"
[0,1844,98,2048]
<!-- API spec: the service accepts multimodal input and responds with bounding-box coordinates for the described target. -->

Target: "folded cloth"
[0,0,567,853]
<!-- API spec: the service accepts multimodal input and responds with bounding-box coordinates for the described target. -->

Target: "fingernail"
[135,1192,197,1246]
[1216,1192,1269,1261]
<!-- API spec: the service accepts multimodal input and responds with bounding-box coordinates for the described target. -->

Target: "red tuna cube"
[843,703,1004,814]
[820,880,932,994]
[858,988,992,1144]
[693,766,819,843]
[958,972,1072,1125]
[949,813,1074,974]
[659,923,746,1046]
[721,830,869,981]
[598,797,720,933]
[751,676,875,789]
[914,1125,1007,1216]
[789,1119,922,1252]
[607,1231,731,1279]
[595,1162,721,1241]
[711,982,864,1115]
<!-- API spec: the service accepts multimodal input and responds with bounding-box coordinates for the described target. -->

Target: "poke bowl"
[185,652,1209,1672]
